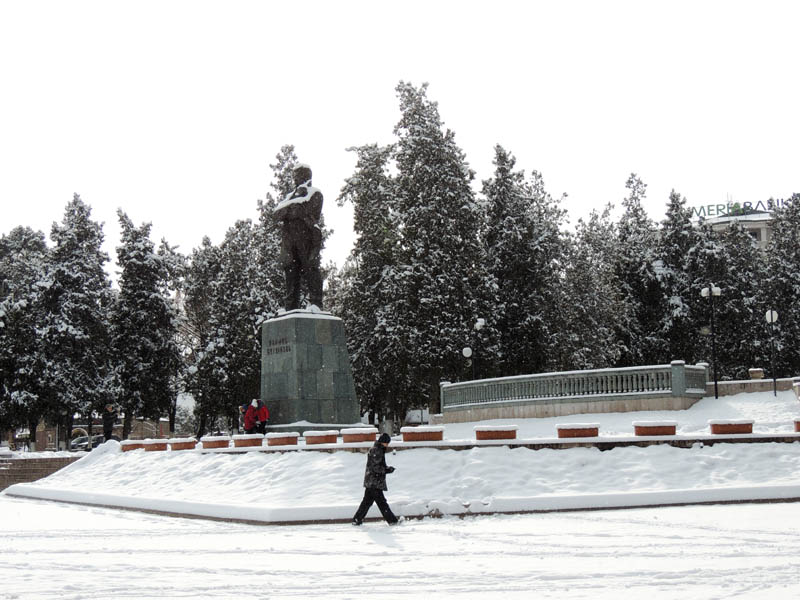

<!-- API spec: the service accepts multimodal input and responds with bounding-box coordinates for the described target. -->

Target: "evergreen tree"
[256,145,297,321]
[184,214,284,436]
[391,82,494,412]
[0,227,50,442]
[482,145,564,375]
[657,189,699,363]
[157,239,189,434]
[38,195,113,447]
[336,143,406,422]
[685,219,768,380]
[685,222,728,380]
[553,205,625,369]
[110,211,181,439]
[714,221,766,379]
[763,194,800,377]
[183,237,225,437]
[614,175,666,366]
[213,219,267,427]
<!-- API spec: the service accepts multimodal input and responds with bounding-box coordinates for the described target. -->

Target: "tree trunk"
[168,396,177,436]
[64,413,74,449]
[196,413,207,439]
[27,415,39,452]
[122,411,133,440]
[86,410,93,446]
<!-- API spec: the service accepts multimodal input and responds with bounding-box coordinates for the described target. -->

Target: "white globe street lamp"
[701,284,722,399]
[765,310,779,396]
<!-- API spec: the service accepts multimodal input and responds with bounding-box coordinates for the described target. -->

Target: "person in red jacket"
[244,400,269,434]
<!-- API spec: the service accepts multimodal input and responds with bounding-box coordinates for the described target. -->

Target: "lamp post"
[765,309,779,397]
[473,318,485,379]
[461,317,486,381]
[462,346,473,380]
[701,284,721,399]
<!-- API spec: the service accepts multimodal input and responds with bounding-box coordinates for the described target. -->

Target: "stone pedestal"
[261,311,359,426]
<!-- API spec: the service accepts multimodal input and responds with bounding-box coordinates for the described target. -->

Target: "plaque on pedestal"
[260,310,359,426]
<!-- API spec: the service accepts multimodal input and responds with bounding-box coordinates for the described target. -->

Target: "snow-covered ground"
[2,494,800,599]
[3,390,800,598]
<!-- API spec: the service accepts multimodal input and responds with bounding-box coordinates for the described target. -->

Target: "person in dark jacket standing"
[102,404,117,442]
[352,433,399,525]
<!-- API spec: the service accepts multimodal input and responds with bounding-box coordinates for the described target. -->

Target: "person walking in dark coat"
[352,433,399,525]
[102,404,117,442]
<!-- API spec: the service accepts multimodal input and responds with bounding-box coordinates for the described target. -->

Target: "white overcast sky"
[1,0,798,276]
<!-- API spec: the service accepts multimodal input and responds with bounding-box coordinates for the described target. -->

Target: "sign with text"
[692,197,793,220]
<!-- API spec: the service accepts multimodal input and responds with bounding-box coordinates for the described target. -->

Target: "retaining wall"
[708,377,797,397]
[0,456,80,491]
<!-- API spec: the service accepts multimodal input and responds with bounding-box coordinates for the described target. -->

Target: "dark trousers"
[353,488,397,524]
[281,228,323,310]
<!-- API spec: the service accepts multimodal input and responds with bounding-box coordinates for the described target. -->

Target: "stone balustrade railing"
[439,361,708,423]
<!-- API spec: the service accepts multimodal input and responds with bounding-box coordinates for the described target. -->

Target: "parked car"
[69,436,88,451]
[70,434,116,451]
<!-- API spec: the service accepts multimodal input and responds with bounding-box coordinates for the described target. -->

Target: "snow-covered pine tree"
[38,195,113,448]
[552,205,625,370]
[183,214,283,437]
[391,82,494,412]
[184,237,227,436]
[211,219,266,429]
[256,145,298,322]
[714,221,766,379]
[685,222,728,379]
[614,175,666,366]
[110,211,181,439]
[657,189,700,364]
[482,145,563,376]
[157,239,189,434]
[0,227,50,444]
[183,237,226,436]
[763,194,800,377]
[335,143,408,422]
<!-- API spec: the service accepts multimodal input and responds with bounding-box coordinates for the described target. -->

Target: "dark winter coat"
[363,441,390,491]
[102,409,117,435]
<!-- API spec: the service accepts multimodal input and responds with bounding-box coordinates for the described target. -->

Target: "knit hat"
[251,399,259,408]
[378,433,391,444]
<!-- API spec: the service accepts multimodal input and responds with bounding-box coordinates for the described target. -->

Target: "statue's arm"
[299,192,323,231]
[307,192,323,246]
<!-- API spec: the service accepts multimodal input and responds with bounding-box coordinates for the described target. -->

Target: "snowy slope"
[5,390,800,523]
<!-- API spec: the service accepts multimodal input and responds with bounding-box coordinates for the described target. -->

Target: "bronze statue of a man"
[274,163,324,311]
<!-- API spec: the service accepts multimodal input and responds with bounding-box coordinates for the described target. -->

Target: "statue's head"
[293,164,312,186]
